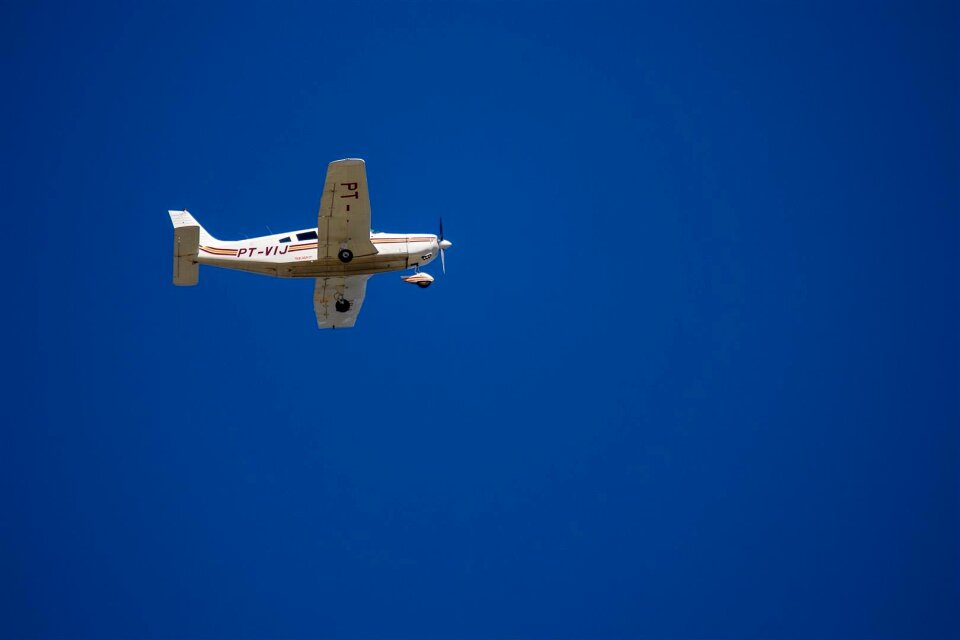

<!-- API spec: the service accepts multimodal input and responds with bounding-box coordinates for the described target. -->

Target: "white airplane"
[169,158,452,329]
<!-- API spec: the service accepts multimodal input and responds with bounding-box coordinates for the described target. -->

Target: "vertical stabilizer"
[168,209,217,244]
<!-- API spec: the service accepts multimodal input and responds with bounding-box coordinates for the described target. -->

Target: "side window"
[279,237,291,243]
[296,231,318,241]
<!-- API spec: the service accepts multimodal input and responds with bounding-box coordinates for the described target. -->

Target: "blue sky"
[4,1,958,638]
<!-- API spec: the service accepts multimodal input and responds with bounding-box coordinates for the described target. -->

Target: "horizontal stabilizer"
[173,224,199,286]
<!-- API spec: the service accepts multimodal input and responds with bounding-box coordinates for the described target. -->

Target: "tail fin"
[168,209,218,244]
[168,209,213,286]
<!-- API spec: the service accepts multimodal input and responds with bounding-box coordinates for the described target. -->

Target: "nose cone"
[439,239,452,250]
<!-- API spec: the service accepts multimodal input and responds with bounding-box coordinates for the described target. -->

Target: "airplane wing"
[316,158,378,260]
[313,275,371,329]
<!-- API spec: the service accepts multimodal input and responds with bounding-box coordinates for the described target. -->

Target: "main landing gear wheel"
[335,299,351,313]
[338,249,353,263]
[417,281,431,289]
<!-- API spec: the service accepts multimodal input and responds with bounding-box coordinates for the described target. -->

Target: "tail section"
[168,209,213,286]
[168,209,217,244]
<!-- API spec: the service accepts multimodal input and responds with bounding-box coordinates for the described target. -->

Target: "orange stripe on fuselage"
[200,246,239,256]
[372,236,433,244]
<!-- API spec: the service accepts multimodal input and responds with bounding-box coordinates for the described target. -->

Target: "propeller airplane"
[169,158,451,329]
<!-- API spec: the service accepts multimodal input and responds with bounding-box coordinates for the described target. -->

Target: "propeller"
[438,217,452,274]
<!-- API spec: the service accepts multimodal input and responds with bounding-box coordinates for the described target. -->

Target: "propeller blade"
[440,248,446,274]
[439,217,444,242]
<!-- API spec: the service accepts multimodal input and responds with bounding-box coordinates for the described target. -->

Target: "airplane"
[168,158,452,329]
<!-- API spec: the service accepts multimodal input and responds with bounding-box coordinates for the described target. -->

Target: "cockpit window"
[296,231,318,241]
[279,237,291,243]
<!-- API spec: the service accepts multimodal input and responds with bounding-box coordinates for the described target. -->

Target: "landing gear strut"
[338,249,353,263]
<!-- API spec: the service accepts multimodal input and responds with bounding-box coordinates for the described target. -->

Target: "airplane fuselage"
[197,230,442,278]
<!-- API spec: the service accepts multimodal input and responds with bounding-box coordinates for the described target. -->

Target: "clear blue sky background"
[4,1,958,638]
